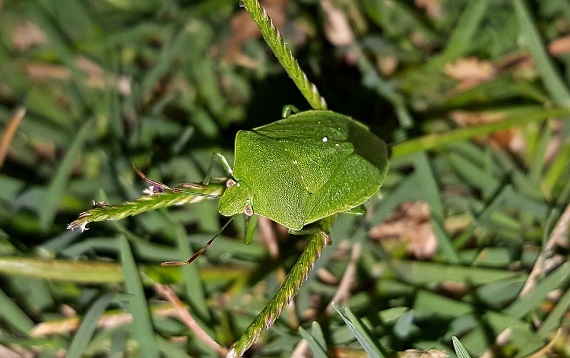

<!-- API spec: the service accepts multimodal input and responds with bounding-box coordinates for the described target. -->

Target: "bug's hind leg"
[344,204,366,217]
[288,227,332,247]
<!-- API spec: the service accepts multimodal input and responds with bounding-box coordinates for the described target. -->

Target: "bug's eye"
[226,178,237,188]
[244,203,254,216]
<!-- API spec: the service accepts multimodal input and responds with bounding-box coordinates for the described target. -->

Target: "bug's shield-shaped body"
[219,110,389,230]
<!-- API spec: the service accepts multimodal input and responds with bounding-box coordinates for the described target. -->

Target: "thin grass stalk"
[241,0,327,110]
[228,216,334,357]
[390,108,570,159]
[67,182,225,232]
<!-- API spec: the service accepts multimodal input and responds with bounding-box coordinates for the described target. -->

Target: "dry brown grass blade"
[31,303,179,337]
[520,203,570,296]
[0,107,26,169]
[154,284,229,356]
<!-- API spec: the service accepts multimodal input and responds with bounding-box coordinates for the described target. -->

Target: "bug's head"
[219,179,254,217]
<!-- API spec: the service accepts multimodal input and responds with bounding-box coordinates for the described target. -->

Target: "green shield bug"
[161,109,389,266]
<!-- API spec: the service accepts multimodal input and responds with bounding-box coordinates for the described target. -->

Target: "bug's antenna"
[132,163,172,192]
[161,216,237,266]
[132,163,220,199]
[131,164,231,265]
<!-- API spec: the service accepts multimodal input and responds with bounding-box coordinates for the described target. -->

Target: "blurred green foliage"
[0,0,569,357]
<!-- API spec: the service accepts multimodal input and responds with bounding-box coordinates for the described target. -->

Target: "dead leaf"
[415,0,443,20]
[377,56,398,76]
[444,57,495,84]
[438,281,468,298]
[0,107,26,168]
[31,304,179,337]
[398,349,449,358]
[24,57,130,94]
[0,344,34,358]
[370,202,437,260]
[76,56,106,88]
[24,64,71,81]
[548,34,570,56]
[449,110,526,152]
[321,0,354,47]
[225,0,289,63]
[12,20,48,52]
[444,35,570,96]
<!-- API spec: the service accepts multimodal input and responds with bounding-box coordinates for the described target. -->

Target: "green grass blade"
[513,0,570,107]
[504,262,570,318]
[67,292,115,358]
[109,327,129,356]
[396,260,520,286]
[298,323,328,358]
[542,142,570,197]
[413,153,459,263]
[391,108,570,158]
[351,44,414,128]
[537,285,570,338]
[0,288,35,334]
[439,0,489,63]
[452,336,472,358]
[119,236,160,357]
[512,287,570,357]
[0,257,123,283]
[332,302,386,358]
[39,118,94,230]
[156,335,193,358]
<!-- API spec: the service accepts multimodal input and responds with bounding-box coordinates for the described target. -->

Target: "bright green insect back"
[219,110,389,230]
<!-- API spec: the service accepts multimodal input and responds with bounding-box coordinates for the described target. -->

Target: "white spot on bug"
[335,143,339,147]
[226,178,237,188]
[293,160,298,165]
[322,136,328,142]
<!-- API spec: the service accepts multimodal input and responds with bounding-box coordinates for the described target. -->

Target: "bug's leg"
[161,216,237,266]
[288,227,332,247]
[203,151,234,186]
[344,204,367,217]
[132,164,172,193]
[177,182,205,190]
[243,214,258,245]
[287,227,319,236]
[133,164,220,198]
[281,104,300,118]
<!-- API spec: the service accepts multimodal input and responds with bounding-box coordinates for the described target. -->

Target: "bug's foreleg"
[244,214,258,245]
[203,151,234,186]
[161,215,237,266]
[344,204,367,217]
[281,104,300,118]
